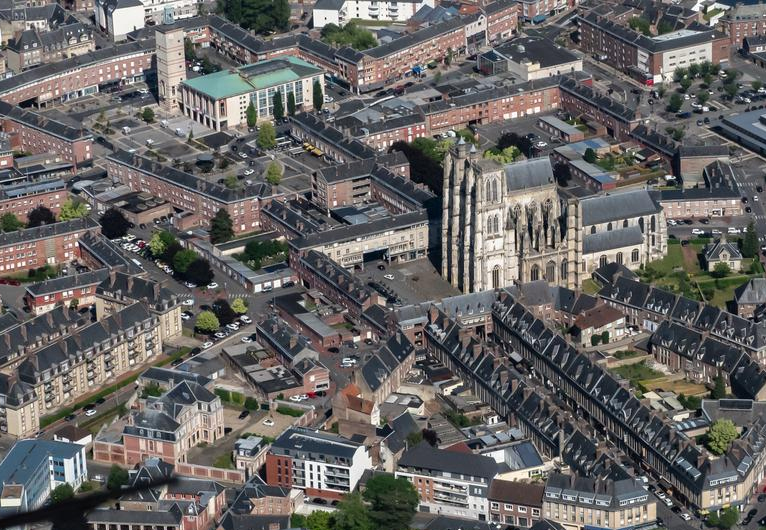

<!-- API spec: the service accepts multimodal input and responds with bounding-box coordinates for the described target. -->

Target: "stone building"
[442,141,666,292]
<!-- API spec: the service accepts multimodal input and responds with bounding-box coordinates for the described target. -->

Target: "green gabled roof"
[181,56,323,100]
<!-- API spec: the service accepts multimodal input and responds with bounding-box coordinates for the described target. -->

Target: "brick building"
[488,479,544,527]
[0,178,67,220]
[24,268,108,315]
[721,4,766,47]
[5,22,94,73]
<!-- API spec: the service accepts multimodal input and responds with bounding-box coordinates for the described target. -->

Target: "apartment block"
[94,379,224,466]
[0,217,98,275]
[24,269,109,315]
[488,480,544,527]
[396,443,499,520]
[0,178,67,219]
[265,427,372,500]
[353,333,415,405]
[5,22,94,73]
[0,439,87,513]
[721,4,766,47]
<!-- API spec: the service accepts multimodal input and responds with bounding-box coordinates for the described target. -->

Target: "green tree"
[141,381,163,398]
[272,90,284,120]
[628,16,651,35]
[99,209,130,239]
[173,249,198,273]
[185,259,215,286]
[707,419,738,455]
[1,213,23,232]
[591,335,601,346]
[27,205,56,227]
[149,231,175,257]
[673,67,687,82]
[697,91,710,105]
[231,298,248,314]
[711,373,727,399]
[59,199,89,220]
[209,208,234,244]
[69,298,79,309]
[363,474,418,530]
[50,484,75,504]
[257,122,276,150]
[287,91,296,116]
[184,38,197,61]
[320,22,376,50]
[753,80,763,92]
[313,79,323,111]
[712,262,730,278]
[196,310,220,332]
[334,492,372,530]
[483,146,520,164]
[724,82,739,99]
[688,62,701,78]
[444,47,453,66]
[679,77,692,92]
[141,107,155,123]
[224,175,238,189]
[717,507,739,530]
[583,148,597,163]
[703,73,713,87]
[667,93,684,113]
[601,331,609,344]
[655,83,666,99]
[107,465,129,492]
[743,220,758,258]
[266,161,282,186]
[246,102,257,128]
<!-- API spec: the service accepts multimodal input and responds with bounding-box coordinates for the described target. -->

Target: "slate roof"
[735,278,766,305]
[503,158,555,191]
[383,412,420,453]
[26,269,109,296]
[488,479,544,507]
[704,237,742,262]
[583,226,644,254]
[360,333,414,393]
[398,443,499,479]
[271,427,362,459]
[97,271,177,311]
[581,189,661,226]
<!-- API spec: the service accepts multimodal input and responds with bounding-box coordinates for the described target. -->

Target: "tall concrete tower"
[155,25,185,112]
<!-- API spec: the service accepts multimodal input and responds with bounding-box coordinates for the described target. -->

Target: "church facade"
[442,140,667,292]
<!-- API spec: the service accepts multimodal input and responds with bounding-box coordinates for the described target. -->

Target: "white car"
[289,395,302,402]
[214,331,226,339]
[341,357,357,365]
[712,229,722,235]
[184,281,196,288]
[240,315,252,324]
[383,273,395,280]
[663,498,673,507]
[124,234,137,242]
[728,227,741,234]
[202,341,214,349]
[755,195,760,202]
[761,244,766,251]
[667,220,676,226]
[239,152,248,159]
[680,514,691,521]
[241,336,253,343]
[324,95,334,103]
[182,299,194,306]
[85,408,97,417]
[690,102,701,109]
[683,94,690,100]
[535,141,548,148]
[691,228,704,235]
[181,313,191,321]
[244,168,254,176]
[226,323,240,331]
[656,492,666,500]
[262,418,275,426]
[207,282,219,289]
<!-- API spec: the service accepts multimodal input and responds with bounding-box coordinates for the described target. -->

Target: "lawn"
[613,361,664,389]
[613,350,642,360]
[582,278,601,295]
[213,453,234,469]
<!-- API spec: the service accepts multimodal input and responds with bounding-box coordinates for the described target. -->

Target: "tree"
[185,258,215,286]
[655,84,666,99]
[497,132,532,156]
[218,157,230,170]
[223,0,289,34]
[107,465,129,492]
[50,484,75,504]
[69,298,79,309]
[583,148,597,163]
[1,213,23,232]
[628,16,651,36]
[667,93,684,113]
[173,249,198,273]
[444,47,453,66]
[287,92,296,116]
[601,331,609,344]
[753,80,763,92]
[553,162,571,187]
[706,419,738,455]
[266,161,282,186]
[141,107,155,123]
[99,209,130,239]
[673,67,687,83]
[320,22,376,50]
[717,507,739,530]
[743,220,758,258]
[246,102,257,128]
[272,90,284,121]
[257,122,276,150]
[703,73,713,87]
[483,146,520,164]
[59,199,88,220]
[196,311,220,333]
[697,91,710,106]
[687,62,701,78]
[27,206,56,227]
[711,373,727,399]
[724,82,739,99]
[334,492,372,530]
[591,335,601,346]
[212,298,237,326]
[679,77,692,92]
[161,241,183,264]
[313,79,323,111]
[209,208,234,244]
[231,298,248,314]
[224,175,238,189]
[363,475,418,530]
[712,262,730,278]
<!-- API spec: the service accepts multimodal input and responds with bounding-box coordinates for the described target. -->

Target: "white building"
[95,0,145,42]
[312,0,435,28]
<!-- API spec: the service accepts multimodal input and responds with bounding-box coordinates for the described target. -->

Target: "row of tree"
[195,298,248,333]
[247,80,324,130]
[148,230,215,286]
[219,0,289,34]
[0,200,89,233]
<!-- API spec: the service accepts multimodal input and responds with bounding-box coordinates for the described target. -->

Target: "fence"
[175,462,246,484]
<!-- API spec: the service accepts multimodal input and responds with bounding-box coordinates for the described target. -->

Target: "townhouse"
[5,22,94,73]
[558,77,640,140]
[518,0,574,23]
[265,427,372,500]
[222,475,294,522]
[488,480,544,527]
[734,278,766,319]
[94,379,224,466]
[88,458,226,530]
[312,0,435,29]
[24,269,109,315]
[233,437,270,480]
[0,217,98,275]
[395,443,500,520]
[107,150,277,235]
[0,439,88,512]
[353,332,415,405]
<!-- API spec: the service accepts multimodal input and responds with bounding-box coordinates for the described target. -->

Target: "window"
[561,259,568,280]
[518,506,528,513]
[590,226,596,234]
[616,252,623,265]
[632,248,640,263]
[530,265,540,282]
[599,255,607,268]
[492,266,501,289]
[491,502,499,510]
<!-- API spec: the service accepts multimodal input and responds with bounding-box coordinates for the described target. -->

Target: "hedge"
[244,397,259,410]
[276,406,304,417]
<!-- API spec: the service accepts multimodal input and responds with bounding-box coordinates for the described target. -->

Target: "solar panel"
[720,399,753,410]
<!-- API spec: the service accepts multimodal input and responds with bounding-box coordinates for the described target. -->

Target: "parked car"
[226,323,240,331]
[207,282,219,289]
[383,273,395,280]
[262,418,275,426]
[238,410,249,420]
[182,299,194,306]
[85,408,97,417]
[241,336,252,343]
[202,341,213,349]
[240,315,253,324]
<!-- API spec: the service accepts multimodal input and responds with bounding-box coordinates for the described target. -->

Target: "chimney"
[499,369,509,389]
[289,335,298,348]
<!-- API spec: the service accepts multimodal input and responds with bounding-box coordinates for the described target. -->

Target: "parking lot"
[360,258,460,307]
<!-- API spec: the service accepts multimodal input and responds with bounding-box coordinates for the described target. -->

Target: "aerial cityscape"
[1,0,766,529]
